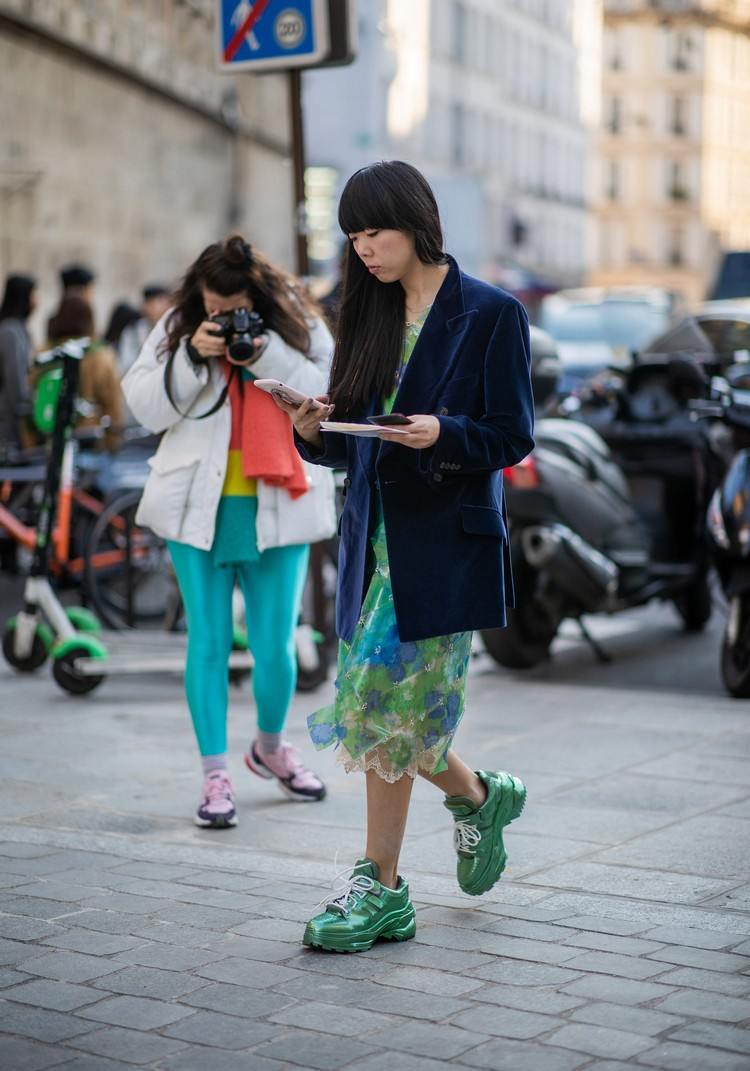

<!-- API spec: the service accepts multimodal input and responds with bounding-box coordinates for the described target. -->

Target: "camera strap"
[163,347,235,421]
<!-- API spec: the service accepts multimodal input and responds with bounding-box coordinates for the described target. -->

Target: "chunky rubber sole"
[243,751,326,803]
[461,773,527,896]
[194,813,238,829]
[303,910,417,953]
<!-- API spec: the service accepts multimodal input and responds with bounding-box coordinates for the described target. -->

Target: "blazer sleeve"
[121,315,210,434]
[425,299,534,477]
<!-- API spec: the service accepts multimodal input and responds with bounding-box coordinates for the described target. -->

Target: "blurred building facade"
[303,0,602,296]
[592,0,750,306]
[0,0,295,339]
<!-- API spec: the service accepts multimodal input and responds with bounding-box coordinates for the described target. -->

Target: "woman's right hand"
[273,394,334,447]
[190,321,227,360]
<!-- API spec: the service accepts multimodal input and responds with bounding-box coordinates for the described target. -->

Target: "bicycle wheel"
[84,488,172,629]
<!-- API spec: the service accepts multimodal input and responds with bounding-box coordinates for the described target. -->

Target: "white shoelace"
[453,819,482,856]
[316,860,376,913]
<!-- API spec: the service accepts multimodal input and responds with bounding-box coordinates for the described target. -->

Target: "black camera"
[209,307,265,365]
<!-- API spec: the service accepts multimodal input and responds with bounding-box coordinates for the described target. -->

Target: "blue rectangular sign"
[218,0,330,72]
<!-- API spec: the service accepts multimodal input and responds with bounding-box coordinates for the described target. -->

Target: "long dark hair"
[163,235,316,359]
[329,161,447,417]
[48,296,95,341]
[0,274,36,321]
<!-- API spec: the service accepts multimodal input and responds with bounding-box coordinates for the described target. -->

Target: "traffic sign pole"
[288,68,309,277]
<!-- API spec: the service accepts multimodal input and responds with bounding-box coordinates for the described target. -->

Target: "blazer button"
[433,472,443,483]
[439,407,449,416]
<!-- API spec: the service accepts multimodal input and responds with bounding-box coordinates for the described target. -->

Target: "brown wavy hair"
[162,235,317,359]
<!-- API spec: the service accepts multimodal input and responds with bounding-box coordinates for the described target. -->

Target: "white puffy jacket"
[122,311,336,552]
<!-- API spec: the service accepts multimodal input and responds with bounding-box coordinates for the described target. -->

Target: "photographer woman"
[123,236,335,828]
[275,161,534,952]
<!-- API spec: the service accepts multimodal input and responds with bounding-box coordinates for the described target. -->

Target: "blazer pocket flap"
[461,504,507,540]
[147,453,201,475]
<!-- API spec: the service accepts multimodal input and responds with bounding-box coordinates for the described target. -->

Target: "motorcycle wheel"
[481,550,559,670]
[721,600,750,698]
[673,576,712,633]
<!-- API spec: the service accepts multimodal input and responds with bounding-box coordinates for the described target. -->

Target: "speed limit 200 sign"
[218,0,330,71]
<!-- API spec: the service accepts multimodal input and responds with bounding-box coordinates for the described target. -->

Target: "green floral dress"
[307,310,472,782]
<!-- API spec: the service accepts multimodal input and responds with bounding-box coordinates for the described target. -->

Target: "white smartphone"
[253,379,325,409]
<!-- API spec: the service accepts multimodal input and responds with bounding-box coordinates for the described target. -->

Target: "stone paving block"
[273,973,385,1007]
[552,915,649,937]
[371,964,484,997]
[542,894,750,937]
[356,1054,473,1071]
[361,940,494,971]
[155,1048,290,1071]
[568,1000,684,1036]
[559,974,676,1006]
[202,933,299,963]
[78,892,167,916]
[78,994,194,1029]
[63,911,142,936]
[353,984,471,1022]
[470,984,587,1016]
[646,945,750,973]
[560,931,664,956]
[111,861,201,881]
[0,1037,70,1071]
[64,1024,187,1065]
[729,937,750,955]
[0,843,56,859]
[654,966,750,996]
[174,868,266,892]
[229,917,306,942]
[148,902,254,930]
[561,950,668,980]
[285,951,387,980]
[669,1021,750,1054]
[111,942,222,971]
[579,1064,644,1071]
[469,961,583,987]
[0,851,121,878]
[522,862,733,904]
[19,950,124,983]
[42,1057,136,1071]
[253,1027,378,1069]
[416,926,580,964]
[543,1023,654,1059]
[91,964,206,1000]
[642,925,744,950]
[0,937,41,965]
[268,998,396,1036]
[0,896,80,921]
[11,882,94,903]
[130,921,216,948]
[449,1003,564,1039]
[415,907,507,931]
[482,918,573,943]
[190,956,303,989]
[179,980,295,1018]
[458,1037,587,1071]
[38,930,142,957]
[597,814,750,880]
[2,978,104,1011]
[0,999,97,1041]
[637,1040,750,1070]
[0,968,29,987]
[655,988,750,1022]
[371,1020,488,1059]
[161,1008,282,1049]
[0,916,60,941]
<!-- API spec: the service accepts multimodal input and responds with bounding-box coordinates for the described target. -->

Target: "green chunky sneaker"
[303,859,416,953]
[444,770,527,896]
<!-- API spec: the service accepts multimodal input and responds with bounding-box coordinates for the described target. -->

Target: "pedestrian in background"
[47,264,96,339]
[0,273,37,458]
[118,285,172,376]
[104,302,141,352]
[278,161,534,952]
[122,235,336,830]
[46,297,123,454]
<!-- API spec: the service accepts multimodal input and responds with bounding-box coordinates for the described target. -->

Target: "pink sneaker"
[244,740,326,802]
[195,770,238,829]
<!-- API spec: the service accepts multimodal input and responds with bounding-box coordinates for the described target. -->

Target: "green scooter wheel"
[2,619,53,672]
[51,636,107,695]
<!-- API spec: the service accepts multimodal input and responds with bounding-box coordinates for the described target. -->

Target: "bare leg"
[365,767,414,890]
[418,750,486,808]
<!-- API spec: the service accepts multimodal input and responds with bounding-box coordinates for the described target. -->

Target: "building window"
[668,161,689,201]
[671,96,687,137]
[607,96,622,135]
[451,102,465,166]
[606,160,620,201]
[452,2,467,65]
[607,28,622,71]
[669,227,684,267]
[671,30,692,72]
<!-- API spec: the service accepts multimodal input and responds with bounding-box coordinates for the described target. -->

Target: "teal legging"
[167,539,310,757]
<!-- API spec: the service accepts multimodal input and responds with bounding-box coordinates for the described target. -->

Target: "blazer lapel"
[388,257,478,419]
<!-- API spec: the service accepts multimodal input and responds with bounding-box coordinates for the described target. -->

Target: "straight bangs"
[338,167,407,236]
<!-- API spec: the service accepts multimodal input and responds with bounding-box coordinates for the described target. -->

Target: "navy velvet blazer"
[297,256,535,643]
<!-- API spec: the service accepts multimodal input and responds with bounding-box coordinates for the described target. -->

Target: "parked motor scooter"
[700,371,750,697]
[482,339,724,669]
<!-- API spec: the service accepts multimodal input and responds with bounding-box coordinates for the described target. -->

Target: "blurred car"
[540,287,678,395]
[644,305,750,369]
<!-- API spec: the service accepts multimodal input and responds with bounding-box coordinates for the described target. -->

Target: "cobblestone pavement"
[0,601,749,1069]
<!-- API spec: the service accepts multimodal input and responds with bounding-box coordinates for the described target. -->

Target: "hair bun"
[225,235,254,269]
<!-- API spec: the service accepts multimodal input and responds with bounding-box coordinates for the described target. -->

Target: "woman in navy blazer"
[273,161,534,953]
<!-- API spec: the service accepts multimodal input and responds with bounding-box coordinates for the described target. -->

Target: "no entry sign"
[217,0,330,71]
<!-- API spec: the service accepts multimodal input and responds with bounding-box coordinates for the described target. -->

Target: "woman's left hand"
[377,415,441,449]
